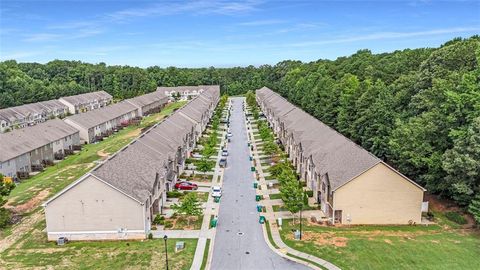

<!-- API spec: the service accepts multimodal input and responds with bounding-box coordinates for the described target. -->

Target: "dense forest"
[1,36,479,221]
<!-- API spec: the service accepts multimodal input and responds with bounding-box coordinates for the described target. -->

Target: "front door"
[334,210,343,224]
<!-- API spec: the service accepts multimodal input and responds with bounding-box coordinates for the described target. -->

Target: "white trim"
[43,173,143,207]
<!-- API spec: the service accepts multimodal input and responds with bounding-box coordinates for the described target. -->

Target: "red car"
[174,181,198,190]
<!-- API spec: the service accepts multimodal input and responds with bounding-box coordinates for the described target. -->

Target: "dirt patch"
[97,149,109,160]
[0,210,43,253]
[384,239,393,245]
[288,231,348,247]
[6,189,51,214]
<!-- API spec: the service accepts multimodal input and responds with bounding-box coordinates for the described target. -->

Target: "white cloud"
[237,19,285,26]
[288,27,480,47]
[23,33,63,42]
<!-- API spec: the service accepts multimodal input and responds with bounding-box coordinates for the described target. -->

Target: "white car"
[227,132,233,137]
[211,186,222,197]
[222,149,228,156]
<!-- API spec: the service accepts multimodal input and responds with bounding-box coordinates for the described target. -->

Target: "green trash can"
[210,218,218,228]
[249,156,253,161]
[253,182,258,188]
[256,205,262,212]
[259,216,266,224]
[251,166,256,172]
[255,195,262,201]
[214,197,220,203]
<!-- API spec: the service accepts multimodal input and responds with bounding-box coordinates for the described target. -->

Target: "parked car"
[227,132,233,137]
[175,181,198,190]
[222,149,228,156]
[219,157,227,168]
[211,186,222,197]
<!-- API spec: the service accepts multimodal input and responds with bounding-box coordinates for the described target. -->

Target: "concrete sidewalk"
[247,111,341,270]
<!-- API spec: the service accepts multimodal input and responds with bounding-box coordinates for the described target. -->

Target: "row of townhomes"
[157,85,218,101]
[58,90,113,114]
[256,87,427,225]
[43,86,220,241]
[62,90,168,144]
[0,91,113,133]
[0,119,80,178]
[63,101,141,144]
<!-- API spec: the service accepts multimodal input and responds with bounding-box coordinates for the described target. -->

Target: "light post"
[298,203,303,240]
[163,235,169,270]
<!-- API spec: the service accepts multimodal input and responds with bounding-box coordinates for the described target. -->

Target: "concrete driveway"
[210,97,310,270]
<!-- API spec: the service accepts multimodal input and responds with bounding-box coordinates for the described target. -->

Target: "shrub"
[153,214,165,225]
[164,220,173,228]
[306,190,314,197]
[167,190,184,198]
[148,233,153,239]
[445,211,467,225]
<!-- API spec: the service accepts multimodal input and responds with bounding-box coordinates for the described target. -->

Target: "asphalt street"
[210,97,310,270]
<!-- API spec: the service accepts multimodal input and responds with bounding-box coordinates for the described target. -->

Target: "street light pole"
[298,203,303,240]
[163,235,169,270]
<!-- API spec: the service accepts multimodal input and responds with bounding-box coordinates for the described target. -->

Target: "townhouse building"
[256,87,426,225]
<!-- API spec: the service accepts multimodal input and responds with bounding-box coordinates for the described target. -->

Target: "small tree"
[263,140,279,157]
[172,192,202,226]
[0,174,15,228]
[202,145,216,159]
[280,178,304,224]
[197,158,214,180]
[468,194,480,225]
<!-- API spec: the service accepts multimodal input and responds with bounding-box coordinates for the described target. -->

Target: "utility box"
[175,241,185,252]
[277,218,283,226]
[294,230,301,240]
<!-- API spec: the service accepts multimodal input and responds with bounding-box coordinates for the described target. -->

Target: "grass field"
[1,220,196,270]
[280,216,480,270]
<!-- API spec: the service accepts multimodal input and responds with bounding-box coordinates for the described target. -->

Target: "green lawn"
[280,218,480,270]
[1,220,196,270]
[269,193,282,200]
[200,239,211,270]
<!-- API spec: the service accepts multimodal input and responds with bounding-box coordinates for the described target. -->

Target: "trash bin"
[253,182,258,188]
[214,197,220,203]
[210,218,218,228]
[249,156,253,161]
[256,205,263,212]
[255,195,262,201]
[251,166,256,172]
[259,216,266,224]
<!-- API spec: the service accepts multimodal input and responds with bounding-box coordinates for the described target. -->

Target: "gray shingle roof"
[64,101,138,129]
[0,100,68,122]
[59,91,112,105]
[90,87,219,202]
[256,87,382,191]
[0,119,79,162]
[125,91,167,109]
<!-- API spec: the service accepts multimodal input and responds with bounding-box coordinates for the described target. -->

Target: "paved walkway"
[248,109,341,270]
[210,97,309,270]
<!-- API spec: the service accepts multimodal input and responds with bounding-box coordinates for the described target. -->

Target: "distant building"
[43,87,220,241]
[256,87,427,225]
[157,85,220,102]
[125,91,168,116]
[63,101,139,144]
[0,119,80,178]
[0,100,68,133]
[59,91,113,114]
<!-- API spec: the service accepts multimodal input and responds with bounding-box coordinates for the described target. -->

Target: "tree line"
[0,36,478,221]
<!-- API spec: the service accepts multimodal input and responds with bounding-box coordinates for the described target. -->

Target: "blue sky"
[0,0,479,67]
